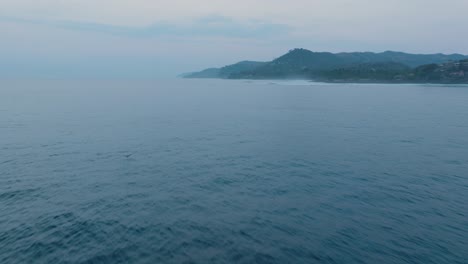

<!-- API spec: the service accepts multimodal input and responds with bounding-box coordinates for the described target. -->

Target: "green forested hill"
[316,60,468,83]
[184,49,468,83]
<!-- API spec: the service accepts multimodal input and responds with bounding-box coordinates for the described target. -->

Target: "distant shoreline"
[184,49,468,84]
[183,77,468,85]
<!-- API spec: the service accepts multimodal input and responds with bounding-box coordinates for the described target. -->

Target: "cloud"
[0,15,291,39]
[2,0,468,78]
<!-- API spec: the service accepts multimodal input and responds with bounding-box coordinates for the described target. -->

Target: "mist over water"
[1,79,468,263]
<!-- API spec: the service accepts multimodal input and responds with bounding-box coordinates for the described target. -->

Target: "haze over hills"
[184,49,468,83]
[185,61,266,78]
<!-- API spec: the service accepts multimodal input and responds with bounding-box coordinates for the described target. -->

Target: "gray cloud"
[1,0,468,78]
[0,15,291,39]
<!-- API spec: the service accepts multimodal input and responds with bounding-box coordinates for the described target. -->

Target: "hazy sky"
[1,0,468,78]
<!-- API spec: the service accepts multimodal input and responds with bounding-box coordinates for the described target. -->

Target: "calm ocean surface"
[1,79,468,264]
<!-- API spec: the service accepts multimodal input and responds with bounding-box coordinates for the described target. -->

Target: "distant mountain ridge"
[186,61,266,78]
[184,48,468,83]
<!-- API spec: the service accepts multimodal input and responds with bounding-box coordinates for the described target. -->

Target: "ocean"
[1,79,468,263]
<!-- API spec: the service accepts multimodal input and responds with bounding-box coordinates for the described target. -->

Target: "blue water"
[1,79,468,264]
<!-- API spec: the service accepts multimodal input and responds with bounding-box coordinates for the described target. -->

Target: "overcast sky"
[1,0,468,78]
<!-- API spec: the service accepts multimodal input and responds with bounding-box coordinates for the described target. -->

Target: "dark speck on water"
[1,79,468,264]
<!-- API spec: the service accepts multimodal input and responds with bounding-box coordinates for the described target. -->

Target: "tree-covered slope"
[184,61,265,78]
[184,49,468,83]
[229,49,467,79]
[408,59,468,83]
[316,60,468,83]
